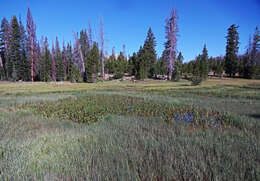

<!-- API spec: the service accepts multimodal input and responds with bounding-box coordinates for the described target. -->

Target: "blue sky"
[1,0,260,61]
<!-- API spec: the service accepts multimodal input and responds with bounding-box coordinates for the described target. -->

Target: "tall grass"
[0,79,259,180]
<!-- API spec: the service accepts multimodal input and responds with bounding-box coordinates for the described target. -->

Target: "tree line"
[0,8,260,83]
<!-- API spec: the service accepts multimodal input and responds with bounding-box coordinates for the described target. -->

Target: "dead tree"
[88,22,93,49]
[165,9,178,80]
[73,32,85,73]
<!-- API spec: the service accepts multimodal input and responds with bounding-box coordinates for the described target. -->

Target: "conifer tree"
[39,37,51,81]
[225,24,239,77]
[55,37,64,81]
[8,16,21,80]
[86,42,99,83]
[0,18,10,79]
[173,52,183,81]
[27,7,37,82]
[100,17,105,80]
[200,44,209,78]
[19,17,30,81]
[51,42,56,81]
[143,27,157,78]
[66,43,73,81]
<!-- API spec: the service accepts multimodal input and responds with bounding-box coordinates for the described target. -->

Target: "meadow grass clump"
[23,94,248,130]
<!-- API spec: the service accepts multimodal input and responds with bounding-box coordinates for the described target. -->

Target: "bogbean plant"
[25,94,244,129]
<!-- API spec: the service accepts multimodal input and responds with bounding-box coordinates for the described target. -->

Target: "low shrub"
[191,76,204,86]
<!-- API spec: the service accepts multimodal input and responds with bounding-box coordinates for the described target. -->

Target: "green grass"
[0,78,260,180]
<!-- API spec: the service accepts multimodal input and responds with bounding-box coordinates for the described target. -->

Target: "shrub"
[191,76,204,86]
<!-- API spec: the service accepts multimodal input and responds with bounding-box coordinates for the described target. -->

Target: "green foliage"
[86,43,99,83]
[55,38,64,81]
[200,44,209,78]
[143,27,157,78]
[173,52,183,81]
[70,64,82,83]
[28,93,233,128]
[39,37,52,82]
[7,16,21,81]
[225,24,239,77]
[191,76,204,86]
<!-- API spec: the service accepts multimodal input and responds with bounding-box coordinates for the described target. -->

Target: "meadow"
[0,78,260,180]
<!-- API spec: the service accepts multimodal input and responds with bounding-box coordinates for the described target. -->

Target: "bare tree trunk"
[165,9,178,80]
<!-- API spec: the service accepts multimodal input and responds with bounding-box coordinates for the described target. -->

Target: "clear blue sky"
[1,0,260,61]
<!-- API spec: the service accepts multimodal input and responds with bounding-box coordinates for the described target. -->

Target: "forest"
[1,8,259,84]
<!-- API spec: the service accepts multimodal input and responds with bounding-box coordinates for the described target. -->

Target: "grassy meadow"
[0,78,260,180]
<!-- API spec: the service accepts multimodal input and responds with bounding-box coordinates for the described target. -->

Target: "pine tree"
[51,42,56,81]
[55,37,64,81]
[66,43,74,81]
[165,9,178,80]
[0,18,10,79]
[244,27,259,79]
[99,17,105,80]
[173,52,183,81]
[79,29,90,59]
[62,41,67,80]
[39,37,51,81]
[143,27,157,78]
[200,44,209,78]
[225,24,239,77]
[127,52,138,76]
[8,16,21,81]
[135,46,146,80]
[86,42,99,83]
[27,7,37,82]
[19,17,30,81]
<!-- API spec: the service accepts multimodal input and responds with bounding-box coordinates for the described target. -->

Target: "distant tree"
[55,37,64,81]
[173,52,183,81]
[79,29,90,59]
[143,27,157,78]
[105,48,117,74]
[99,17,105,80]
[72,33,85,73]
[165,9,178,80]
[51,42,56,81]
[0,18,10,79]
[27,7,37,82]
[8,16,21,81]
[88,22,93,49]
[211,56,224,77]
[0,56,3,79]
[135,46,146,80]
[193,55,201,76]
[19,17,30,81]
[86,43,99,83]
[127,52,138,76]
[243,27,260,79]
[62,41,67,80]
[200,44,209,78]
[225,24,239,77]
[39,37,51,82]
[65,43,73,81]
[114,52,127,79]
